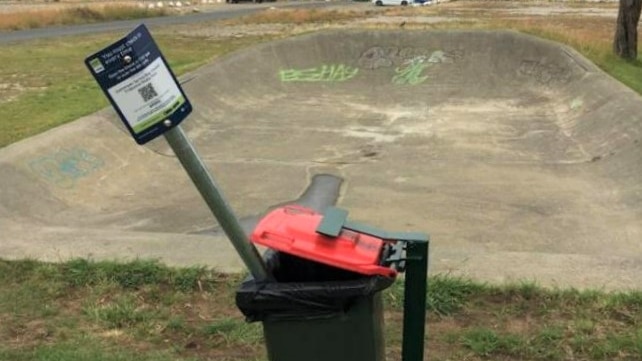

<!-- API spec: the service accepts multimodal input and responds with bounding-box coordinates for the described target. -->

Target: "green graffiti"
[280,64,359,82]
[392,59,430,86]
[570,97,583,110]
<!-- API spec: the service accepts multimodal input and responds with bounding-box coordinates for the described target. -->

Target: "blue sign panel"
[85,24,192,145]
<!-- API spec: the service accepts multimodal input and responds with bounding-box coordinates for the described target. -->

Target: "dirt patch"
[0,82,27,103]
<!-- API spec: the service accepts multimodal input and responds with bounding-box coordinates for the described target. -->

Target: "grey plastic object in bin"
[236,251,395,361]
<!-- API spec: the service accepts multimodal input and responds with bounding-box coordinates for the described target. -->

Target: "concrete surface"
[1,30,641,290]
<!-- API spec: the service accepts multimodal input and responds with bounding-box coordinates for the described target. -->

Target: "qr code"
[138,83,158,102]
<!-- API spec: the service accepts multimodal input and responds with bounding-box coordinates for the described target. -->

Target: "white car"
[373,0,410,6]
[373,0,435,5]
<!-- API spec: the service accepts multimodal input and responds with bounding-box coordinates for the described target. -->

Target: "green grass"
[0,33,277,148]
[0,342,189,361]
[461,328,525,357]
[203,318,264,345]
[84,293,159,328]
[386,274,485,315]
[598,57,642,92]
[0,259,249,361]
[1,258,642,361]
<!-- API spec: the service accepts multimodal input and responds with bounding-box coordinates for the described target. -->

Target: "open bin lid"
[250,206,398,278]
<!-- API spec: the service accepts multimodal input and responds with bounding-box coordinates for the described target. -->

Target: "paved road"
[0,1,348,44]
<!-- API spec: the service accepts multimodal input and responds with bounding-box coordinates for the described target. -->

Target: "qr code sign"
[138,83,158,102]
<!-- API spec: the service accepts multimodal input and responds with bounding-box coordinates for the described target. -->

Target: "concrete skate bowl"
[1,30,641,289]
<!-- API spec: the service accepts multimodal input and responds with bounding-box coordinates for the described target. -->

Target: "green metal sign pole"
[402,239,429,361]
[164,124,270,282]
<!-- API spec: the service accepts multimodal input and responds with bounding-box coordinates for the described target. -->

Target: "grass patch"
[0,5,171,31]
[0,339,193,361]
[386,274,485,315]
[203,318,264,345]
[0,33,276,148]
[2,258,642,361]
[0,258,250,360]
[461,327,525,357]
[84,294,159,328]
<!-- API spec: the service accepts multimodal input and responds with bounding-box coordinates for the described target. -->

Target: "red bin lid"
[250,206,397,278]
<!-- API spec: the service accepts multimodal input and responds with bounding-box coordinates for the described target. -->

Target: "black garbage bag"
[236,250,395,322]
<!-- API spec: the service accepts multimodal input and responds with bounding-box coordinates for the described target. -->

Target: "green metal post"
[164,125,270,282]
[402,239,429,361]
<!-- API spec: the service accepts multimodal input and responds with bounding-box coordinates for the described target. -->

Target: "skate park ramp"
[1,30,641,290]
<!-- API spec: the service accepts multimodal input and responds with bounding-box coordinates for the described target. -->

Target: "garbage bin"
[236,250,395,361]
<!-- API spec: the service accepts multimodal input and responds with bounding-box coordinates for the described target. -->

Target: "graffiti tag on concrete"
[280,64,359,82]
[28,148,104,188]
[518,60,571,85]
[357,46,463,70]
[392,58,430,85]
[278,47,463,86]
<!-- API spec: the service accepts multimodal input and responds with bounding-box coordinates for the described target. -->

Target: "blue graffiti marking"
[28,148,104,188]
